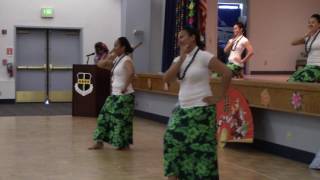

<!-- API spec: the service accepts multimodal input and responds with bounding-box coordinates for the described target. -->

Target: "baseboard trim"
[135,110,169,124]
[250,139,314,164]
[0,99,15,104]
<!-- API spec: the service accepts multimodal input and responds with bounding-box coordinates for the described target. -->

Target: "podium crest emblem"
[74,72,93,96]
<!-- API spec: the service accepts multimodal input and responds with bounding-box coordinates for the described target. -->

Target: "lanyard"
[231,35,244,51]
[177,48,200,80]
[305,30,320,56]
[111,55,126,75]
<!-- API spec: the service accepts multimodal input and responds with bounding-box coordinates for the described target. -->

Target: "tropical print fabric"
[164,105,219,180]
[93,94,135,148]
[288,65,320,83]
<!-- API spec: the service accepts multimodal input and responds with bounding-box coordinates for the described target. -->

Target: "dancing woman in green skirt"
[89,37,135,150]
[224,22,253,78]
[163,27,232,180]
[289,14,320,83]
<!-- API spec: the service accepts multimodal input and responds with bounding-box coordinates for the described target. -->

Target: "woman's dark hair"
[182,26,205,49]
[311,13,320,23]
[118,37,134,54]
[235,22,246,34]
[94,42,109,54]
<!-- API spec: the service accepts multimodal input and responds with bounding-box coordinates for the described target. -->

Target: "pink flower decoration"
[188,18,194,25]
[291,92,303,110]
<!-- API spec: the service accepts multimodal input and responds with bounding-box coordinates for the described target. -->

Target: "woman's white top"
[306,30,320,66]
[228,35,249,67]
[173,47,214,108]
[111,55,134,95]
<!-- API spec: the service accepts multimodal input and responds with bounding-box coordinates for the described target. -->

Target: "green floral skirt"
[93,94,134,148]
[227,63,242,77]
[164,105,218,180]
[288,65,320,83]
[212,62,242,78]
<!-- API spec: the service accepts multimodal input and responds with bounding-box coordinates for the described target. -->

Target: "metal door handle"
[50,64,72,70]
[17,64,47,70]
[17,64,73,71]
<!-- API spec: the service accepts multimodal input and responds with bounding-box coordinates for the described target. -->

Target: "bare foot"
[88,142,104,150]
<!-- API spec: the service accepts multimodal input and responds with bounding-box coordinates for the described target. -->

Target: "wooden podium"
[72,64,110,117]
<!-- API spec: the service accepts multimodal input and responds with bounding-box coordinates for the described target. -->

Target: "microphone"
[86,52,95,57]
[86,53,95,64]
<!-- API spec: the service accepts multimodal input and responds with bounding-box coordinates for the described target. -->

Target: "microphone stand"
[86,55,90,64]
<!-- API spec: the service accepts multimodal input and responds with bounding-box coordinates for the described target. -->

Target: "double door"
[16,28,81,102]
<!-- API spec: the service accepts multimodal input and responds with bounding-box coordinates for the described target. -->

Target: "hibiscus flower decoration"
[291,92,303,110]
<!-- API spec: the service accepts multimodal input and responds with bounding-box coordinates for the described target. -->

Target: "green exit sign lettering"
[41,8,54,18]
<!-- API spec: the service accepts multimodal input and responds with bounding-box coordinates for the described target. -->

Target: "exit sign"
[41,8,54,18]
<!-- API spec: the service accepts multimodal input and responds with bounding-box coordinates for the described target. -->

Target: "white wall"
[0,0,121,99]
[253,108,320,154]
[206,0,218,55]
[248,0,320,72]
[207,0,320,73]
[121,0,151,73]
[150,0,165,73]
